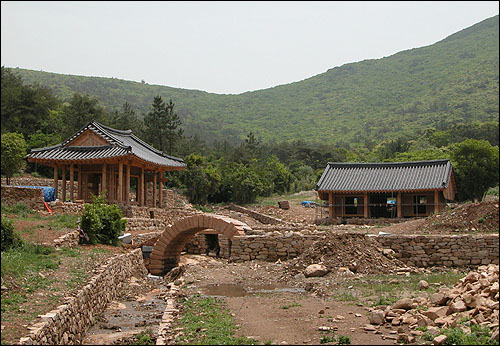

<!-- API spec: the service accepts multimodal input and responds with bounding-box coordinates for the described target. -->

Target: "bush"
[1,218,23,251]
[80,195,126,246]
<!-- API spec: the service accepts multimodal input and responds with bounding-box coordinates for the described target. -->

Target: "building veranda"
[27,121,186,207]
[315,160,458,219]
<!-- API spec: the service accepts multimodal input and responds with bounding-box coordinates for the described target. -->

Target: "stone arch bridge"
[149,214,251,275]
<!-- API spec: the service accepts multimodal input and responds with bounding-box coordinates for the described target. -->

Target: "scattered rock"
[304,264,329,277]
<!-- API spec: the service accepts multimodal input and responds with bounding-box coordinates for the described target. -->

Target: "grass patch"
[47,214,80,230]
[194,204,216,213]
[337,271,467,307]
[437,324,497,345]
[280,302,301,309]
[174,294,260,345]
[59,247,81,258]
[1,203,37,217]
[1,243,60,279]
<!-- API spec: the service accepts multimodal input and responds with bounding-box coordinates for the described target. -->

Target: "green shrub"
[1,218,23,251]
[338,335,351,345]
[80,195,126,246]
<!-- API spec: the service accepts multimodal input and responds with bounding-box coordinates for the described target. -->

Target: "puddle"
[82,286,167,345]
[199,283,305,297]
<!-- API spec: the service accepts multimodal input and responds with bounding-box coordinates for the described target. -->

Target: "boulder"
[369,310,385,325]
[392,298,413,310]
[304,264,329,277]
[418,280,429,290]
[433,335,447,345]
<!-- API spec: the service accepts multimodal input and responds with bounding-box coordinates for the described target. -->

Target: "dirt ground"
[169,255,406,345]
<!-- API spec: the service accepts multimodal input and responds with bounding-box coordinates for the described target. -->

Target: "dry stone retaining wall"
[19,249,147,345]
[229,204,282,225]
[1,185,45,210]
[377,234,499,267]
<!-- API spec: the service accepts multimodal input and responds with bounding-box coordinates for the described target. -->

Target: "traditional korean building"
[315,160,457,219]
[27,121,186,207]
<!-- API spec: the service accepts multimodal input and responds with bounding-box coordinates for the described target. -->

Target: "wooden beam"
[139,168,144,206]
[117,162,123,202]
[70,164,74,201]
[364,193,369,218]
[328,192,334,219]
[434,190,439,213]
[77,165,82,199]
[126,164,130,205]
[397,193,402,218]
[102,164,107,199]
[159,170,163,208]
[62,166,67,202]
[53,165,58,200]
[153,170,157,208]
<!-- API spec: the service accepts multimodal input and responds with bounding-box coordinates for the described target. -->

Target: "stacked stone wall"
[1,185,45,210]
[229,204,282,224]
[229,231,320,262]
[19,249,147,345]
[377,234,499,267]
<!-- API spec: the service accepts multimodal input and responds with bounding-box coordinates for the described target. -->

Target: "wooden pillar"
[153,171,157,208]
[363,193,369,218]
[101,164,107,199]
[397,193,402,218]
[62,166,67,202]
[434,190,439,213]
[117,162,123,202]
[159,171,163,208]
[70,164,74,201]
[125,164,130,205]
[139,168,144,206]
[53,165,59,200]
[328,192,335,219]
[77,165,82,199]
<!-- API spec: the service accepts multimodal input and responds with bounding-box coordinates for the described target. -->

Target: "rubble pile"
[368,264,499,344]
[283,232,410,276]
[420,199,499,234]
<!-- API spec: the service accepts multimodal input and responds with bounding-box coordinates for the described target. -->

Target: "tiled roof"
[27,122,186,169]
[315,160,454,192]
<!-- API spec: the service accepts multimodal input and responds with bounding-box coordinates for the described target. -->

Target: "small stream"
[198,283,305,297]
[82,280,168,345]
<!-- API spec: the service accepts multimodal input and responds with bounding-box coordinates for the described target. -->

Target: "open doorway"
[205,234,220,257]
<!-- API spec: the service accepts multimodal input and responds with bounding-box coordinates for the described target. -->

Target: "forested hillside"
[9,15,499,146]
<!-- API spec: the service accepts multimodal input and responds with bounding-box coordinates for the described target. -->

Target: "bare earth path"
[177,255,396,345]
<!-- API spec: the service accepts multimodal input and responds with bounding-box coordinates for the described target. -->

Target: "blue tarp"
[14,186,56,202]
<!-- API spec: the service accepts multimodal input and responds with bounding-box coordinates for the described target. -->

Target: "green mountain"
[8,15,499,146]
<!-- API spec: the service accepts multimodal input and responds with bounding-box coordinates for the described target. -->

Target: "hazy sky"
[1,1,498,94]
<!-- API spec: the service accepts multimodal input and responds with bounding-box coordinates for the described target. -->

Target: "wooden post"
[328,192,334,219]
[153,171,157,208]
[434,190,439,213]
[77,165,82,199]
[117,162,123,202]
[139,167,144,206]
[125,164,130,205]
[159,171,163,208]
[364,193,369,218]
[53,165,58,200]
[101,164,107,199]
[62,166,67,202]
[70,164,74,201]
[397,193,402,218]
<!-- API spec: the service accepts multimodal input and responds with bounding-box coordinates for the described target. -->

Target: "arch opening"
[149,214,249,275]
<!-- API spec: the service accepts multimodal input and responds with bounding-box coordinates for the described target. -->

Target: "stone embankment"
[378,234,499,267]
[19,249,147,345]
[228,204,283,225]
[1,185,45,210]
[367,264,499,344]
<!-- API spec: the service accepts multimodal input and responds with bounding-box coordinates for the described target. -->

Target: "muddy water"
[199,283,305,297]
[82,285,167,345]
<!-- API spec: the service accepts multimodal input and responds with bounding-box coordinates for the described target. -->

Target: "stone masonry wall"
[229,231,320,262]
[1,185,45,210]
[377,234,499,267]
[19,249,147,345]
[229,204,282,225]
